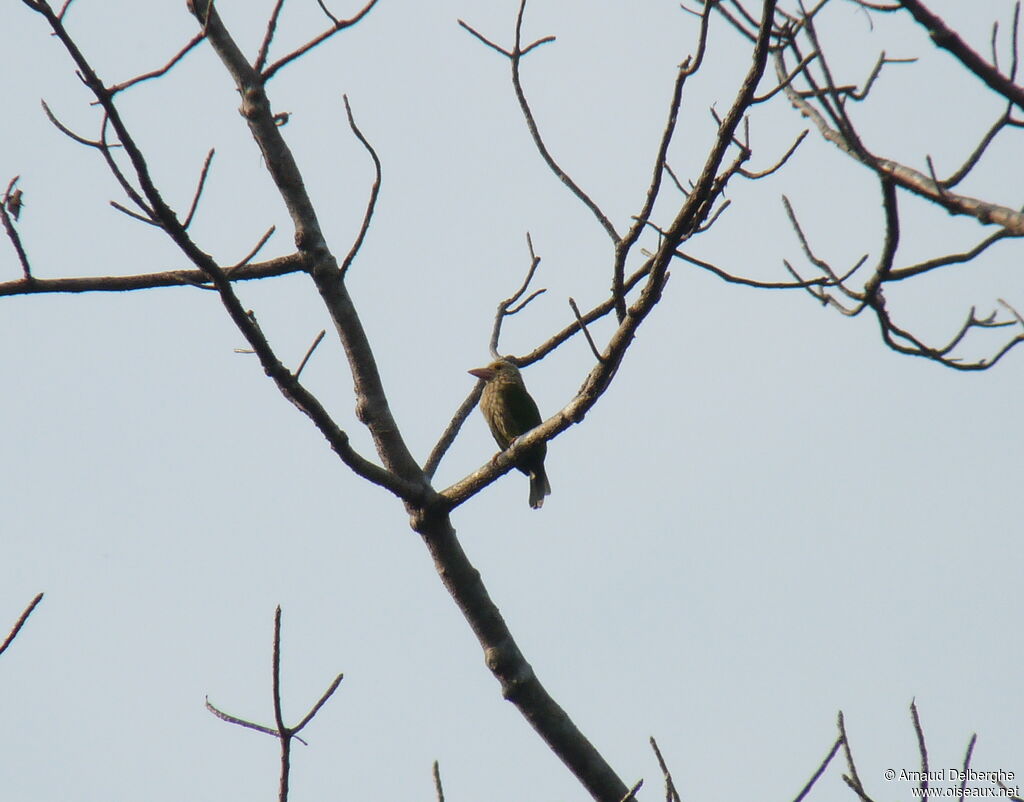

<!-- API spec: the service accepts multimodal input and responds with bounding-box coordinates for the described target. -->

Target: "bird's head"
[468,359,522,384]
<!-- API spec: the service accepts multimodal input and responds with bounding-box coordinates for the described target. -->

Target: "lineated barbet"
[468,359,551,509]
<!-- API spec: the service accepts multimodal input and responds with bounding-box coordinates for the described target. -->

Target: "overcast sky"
[1,1,1021,800]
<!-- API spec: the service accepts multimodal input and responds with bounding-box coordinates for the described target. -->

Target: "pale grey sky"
[1,1,1020,800]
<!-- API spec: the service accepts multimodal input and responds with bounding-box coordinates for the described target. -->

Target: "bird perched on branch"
[468,359,551,509]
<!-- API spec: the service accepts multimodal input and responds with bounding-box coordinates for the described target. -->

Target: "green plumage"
[468,359,551,509]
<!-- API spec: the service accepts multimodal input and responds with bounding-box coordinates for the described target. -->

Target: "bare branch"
[674,249,832,289]
[778,51,1024,233]
[255,0,287,73]
[40,98,106,148]
[998,297,1024,330]
[294,330,326,380]
[461,3,619,243]
[110,200,160,226]
[888,229,1016,281]
[422,382,484,479]
[793,735,843,802]
[568,297,605,362]
[899,0,1024,112]
[0,254,304,297]
[339,94,381,277]
[740,129,808,178]
[315,0,339,25]
[614,1,714,322]
[753,50,818,103]
[291,673,343,735]
[943,104,1014,188]
[0,593,44,658]
[649,737,681,802]
[782,195,863,299]
[910,700,930,800]
[188,0,426,492]
[489,232,545,359]
[996,778,1024,802]
[0,180,32,279]
[957,733,977,802]
[230,226,277,270]
[261,0,381,82]
[663,163,688,195]
[619,778,644,802]
[848,52,916,101]
[456,19,512,57]
[105,31,206,95]
[205,696,297,742]
[838,711,878,802]
[432,761,445,802]
[861,176,898,301]
[183,148,215,230]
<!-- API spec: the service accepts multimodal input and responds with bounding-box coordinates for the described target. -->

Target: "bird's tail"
[529,467,552,510]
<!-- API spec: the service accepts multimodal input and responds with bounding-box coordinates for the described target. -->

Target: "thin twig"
[461,3,619,242]
[649,737,681,802]
[315,0,339,25]
[40,99,105,148]
[422,383,484,479]
[739,129,807,178]
[183,148,215,229]
[339,95,381,277]
[261,0,380,81]
[568,297,605,362]
[255,0,287,73]
[0,593,44,657]
[106,32,206,95]
[793,735,843,802]
[294,330,326,379]
[488,232,545,358]
[109,200,160,226]
[0,182,32,279]
[910,700,930,801]
[674,249,831,289]
[205,697,304,742]
[230,226,277,270]
[619,778,644,802]
[292,671,344,733]
[957,733,977,802]
[433,761,445,802]
[888,229,1015,281]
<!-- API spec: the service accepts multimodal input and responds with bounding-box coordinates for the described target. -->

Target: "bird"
[468,359,551,509]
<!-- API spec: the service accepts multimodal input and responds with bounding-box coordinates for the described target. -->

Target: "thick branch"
[410,511,638,802]
[899,0,1024,112]
[188,0,425,488]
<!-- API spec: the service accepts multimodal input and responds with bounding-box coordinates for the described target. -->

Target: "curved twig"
[339,95,381,277]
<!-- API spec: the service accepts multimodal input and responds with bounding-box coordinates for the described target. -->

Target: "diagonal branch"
[261,0,381,81]
[898,0,1024,112]
[105,31,206,95]
[0,593,44,658]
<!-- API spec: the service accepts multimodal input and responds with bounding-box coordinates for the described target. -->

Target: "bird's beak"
[468,367,494,380]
